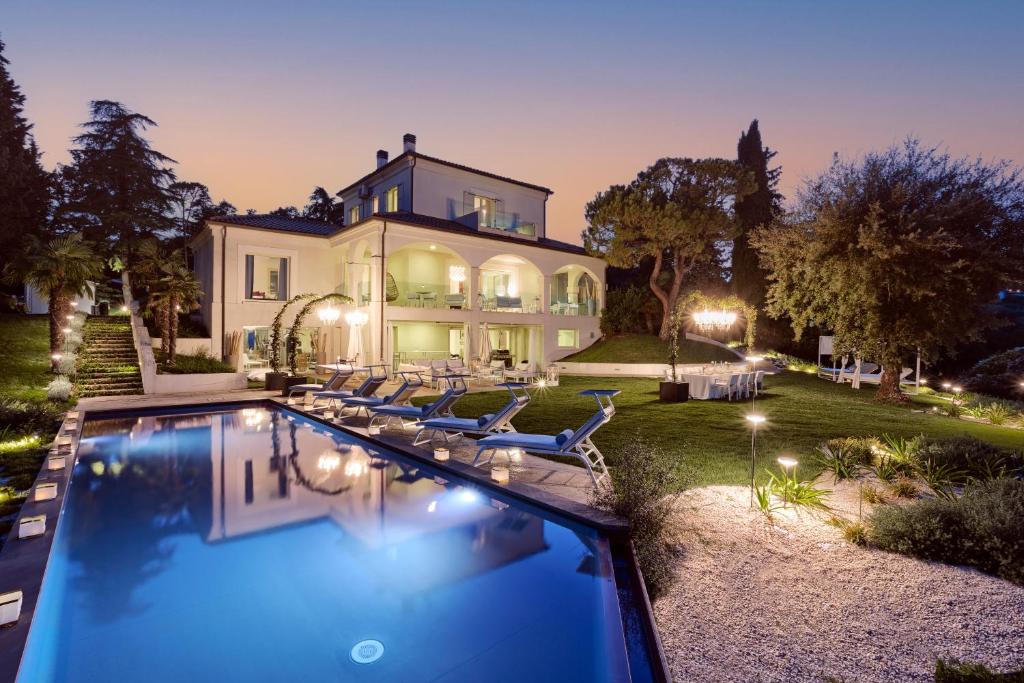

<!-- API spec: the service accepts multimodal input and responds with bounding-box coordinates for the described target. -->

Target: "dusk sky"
[3,0,1023,243]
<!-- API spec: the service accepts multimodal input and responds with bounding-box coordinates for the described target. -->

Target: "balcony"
[455,209,537,239]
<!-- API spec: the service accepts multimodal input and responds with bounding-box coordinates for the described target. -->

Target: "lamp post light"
[746,414,766,507]
[777,456,798,508]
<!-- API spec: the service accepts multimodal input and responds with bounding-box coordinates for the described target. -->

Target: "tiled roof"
[335,151,553,197]
[208,214,337,236]
[366,211,586,255]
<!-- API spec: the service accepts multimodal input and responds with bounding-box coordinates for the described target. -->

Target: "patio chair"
[413,382,531,446]
[311,364,389,411]
[711,373,743,401]
[754,370,766,395]
[336,371,424,418]
[369,375,468,431]
[495,295,523,311]
[420,291,437,308]
[473,389,620,487]
[504,360,536,382]
[444,293,466,309]
[286,363,354,398]
[475,360,506,385]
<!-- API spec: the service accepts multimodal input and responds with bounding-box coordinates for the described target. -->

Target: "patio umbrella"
[347,323,364,365]
[479,322,491,361]
[527,327,539,373]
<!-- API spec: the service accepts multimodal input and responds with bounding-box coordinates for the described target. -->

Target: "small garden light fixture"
[745,414,766,507]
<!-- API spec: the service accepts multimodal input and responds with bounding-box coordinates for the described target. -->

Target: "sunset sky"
[3,0,1022,243]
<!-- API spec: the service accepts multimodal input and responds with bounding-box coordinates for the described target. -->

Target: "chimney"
[403,133,416,154]
[376,149,388,169]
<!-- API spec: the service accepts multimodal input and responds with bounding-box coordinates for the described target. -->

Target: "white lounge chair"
[369,376,468,431]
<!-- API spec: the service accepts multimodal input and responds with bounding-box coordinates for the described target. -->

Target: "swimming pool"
[15,404,658,682]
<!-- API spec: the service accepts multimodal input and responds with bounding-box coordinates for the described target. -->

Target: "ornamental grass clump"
[46,376,73,402]
[592,438,691,601]
[816,437,875,481]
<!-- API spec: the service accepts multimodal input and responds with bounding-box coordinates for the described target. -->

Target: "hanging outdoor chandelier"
[448,265,467,283]
[692,309,738,331]
[317,304,341,326]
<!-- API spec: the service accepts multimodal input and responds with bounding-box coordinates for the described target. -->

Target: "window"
[557,329,579,348]
[349,206,360,224]
[371,196,379,213]
[481,270,512,297]
[385,186,399,212]
[245,255,289,301]
[473,194,496,227]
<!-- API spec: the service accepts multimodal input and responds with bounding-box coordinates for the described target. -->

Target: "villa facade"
[191,134,605,373]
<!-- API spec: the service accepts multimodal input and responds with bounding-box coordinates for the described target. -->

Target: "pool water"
[17,405,637,682]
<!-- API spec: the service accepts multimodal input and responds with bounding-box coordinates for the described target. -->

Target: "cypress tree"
[731,120,782,307]
[0,36,51,258]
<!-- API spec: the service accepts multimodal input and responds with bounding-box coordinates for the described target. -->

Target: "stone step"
[78,388,143,398]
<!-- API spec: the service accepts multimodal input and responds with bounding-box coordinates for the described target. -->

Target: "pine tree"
[0,37,51,257]
[67,100,176,258]
[731,120,782,307]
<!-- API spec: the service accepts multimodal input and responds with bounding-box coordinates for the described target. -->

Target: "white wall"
[24,283,96,315]
[412,158,548,237]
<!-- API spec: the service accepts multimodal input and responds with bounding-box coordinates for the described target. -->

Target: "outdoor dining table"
[678,373,733,400]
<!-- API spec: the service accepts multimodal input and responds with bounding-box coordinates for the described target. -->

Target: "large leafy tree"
[584,157,753,339]
[731,120,782,307]
[752,140,1024,402]
[0,37,51,256]
[303,186,343,224]
[67,100,176,258]
[3,234,103,367]
[166,180,212,241]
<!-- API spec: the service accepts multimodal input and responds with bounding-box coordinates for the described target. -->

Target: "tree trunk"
[168,294,179,364]
[875,356,908,403]
[649,251,673,339]
[48,291,63,371]
[158,302,169,353]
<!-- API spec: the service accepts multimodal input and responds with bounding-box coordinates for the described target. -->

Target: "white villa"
[191,134,605,374]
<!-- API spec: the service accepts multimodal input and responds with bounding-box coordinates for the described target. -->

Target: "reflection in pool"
[17,405,635,682]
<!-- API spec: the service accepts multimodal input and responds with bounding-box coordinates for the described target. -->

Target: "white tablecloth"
[679,373,732,400]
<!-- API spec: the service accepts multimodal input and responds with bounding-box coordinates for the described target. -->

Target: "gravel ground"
[653,482,1024,683]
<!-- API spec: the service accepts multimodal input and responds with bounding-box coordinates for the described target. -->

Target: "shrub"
[160,350,235,374]
[764,350,817,373]
[765,469,831,510]
[960,346,1024,401]
[867,479,1024,585]
[56,353,77,376]
[912,436,1021,481]
[46,376,74,402]
[935,658,1024,682]
[0,397,62,435]
[861,484,887,505]
[889,477,919,499]
[982,402,1015,426]
[592,438,690,601]
[841,520,867,545]
[600,285,655,335]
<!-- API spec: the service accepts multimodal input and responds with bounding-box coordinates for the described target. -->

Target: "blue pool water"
[17,405,639,682]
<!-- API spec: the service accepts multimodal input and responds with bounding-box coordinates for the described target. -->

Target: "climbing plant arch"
[673,291,757,350]
[268,293,318,373]
[286,293,354,374]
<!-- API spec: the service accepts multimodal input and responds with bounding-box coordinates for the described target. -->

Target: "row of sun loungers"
[286,363,617,486]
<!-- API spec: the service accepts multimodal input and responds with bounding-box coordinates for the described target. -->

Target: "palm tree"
[159,259,201,364]
[132,239,171,350]
[3,234,103,369]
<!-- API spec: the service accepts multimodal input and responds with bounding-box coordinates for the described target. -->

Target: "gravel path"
[653,483,1024,682]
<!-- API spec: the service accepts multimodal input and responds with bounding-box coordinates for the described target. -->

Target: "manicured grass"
[421,372,1024,487]
[0,313,53,402]
[562,333,737,364]
[157,351,235,374]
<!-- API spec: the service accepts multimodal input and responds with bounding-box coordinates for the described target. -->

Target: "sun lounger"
[473,389,620,487]
[336,371,424,417]
[286,363,355,397]
[412,382,531,446]
[311,364,389,411]
[368,375,468,431]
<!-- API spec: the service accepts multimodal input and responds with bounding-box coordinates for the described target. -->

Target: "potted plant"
[659,312,689,402]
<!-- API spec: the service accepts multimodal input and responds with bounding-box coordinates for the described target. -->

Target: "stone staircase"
[76,316,144,398]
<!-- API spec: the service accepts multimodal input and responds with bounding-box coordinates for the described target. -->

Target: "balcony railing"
[390,280,468,309]
[456,209,537,238]
[549,299,599,316]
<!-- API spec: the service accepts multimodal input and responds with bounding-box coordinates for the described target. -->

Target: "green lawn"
[562,333,737,364]
[0,313,53,402]
[419,372,1024,487]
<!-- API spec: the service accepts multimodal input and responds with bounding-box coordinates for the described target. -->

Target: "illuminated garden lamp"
[745,414,766,507]
[777,456,798,508]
